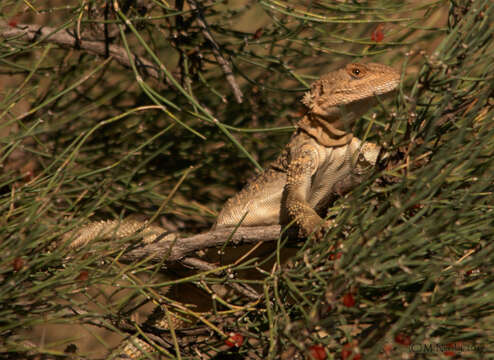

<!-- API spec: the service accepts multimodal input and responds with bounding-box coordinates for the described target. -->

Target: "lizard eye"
[347,64,366,79]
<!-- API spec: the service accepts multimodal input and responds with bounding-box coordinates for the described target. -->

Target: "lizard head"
[302,62,401,112]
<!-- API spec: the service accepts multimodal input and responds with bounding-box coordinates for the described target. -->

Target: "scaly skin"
[61,216,176,249]
[65,63,400,245]
[61,62,400,358]
[110,307,188,359]
[215,63,400,239]
[215,134,382,239]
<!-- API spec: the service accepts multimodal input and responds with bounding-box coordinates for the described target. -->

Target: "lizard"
[60,62,400,358]
[66,62,400,247]
[214,62,400,239]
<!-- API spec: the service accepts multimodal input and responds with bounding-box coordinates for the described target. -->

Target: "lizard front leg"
[284,145,330,240]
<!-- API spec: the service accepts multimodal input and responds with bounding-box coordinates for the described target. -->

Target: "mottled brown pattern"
[65,63,399,246]
[62,63,400,358]
[217,63,400,239]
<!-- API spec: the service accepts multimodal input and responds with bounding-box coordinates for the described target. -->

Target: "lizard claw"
[313,219,336,240]
[299,217,335,240]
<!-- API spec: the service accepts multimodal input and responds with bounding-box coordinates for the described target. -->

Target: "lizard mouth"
[373,86,399,101]
[372,77,401,97]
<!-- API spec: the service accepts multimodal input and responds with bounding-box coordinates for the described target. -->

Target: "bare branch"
[180,257,261,300]
[121,225,282,263]
[187,0,244,103]
[0,20,163,81]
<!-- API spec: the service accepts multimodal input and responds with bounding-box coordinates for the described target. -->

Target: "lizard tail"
[110,304,193,359]
[61,217,176,249]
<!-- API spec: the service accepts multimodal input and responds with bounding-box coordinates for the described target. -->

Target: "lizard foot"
[299,218,336,241]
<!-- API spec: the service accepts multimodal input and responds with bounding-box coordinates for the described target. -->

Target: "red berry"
[253,27,264,40]
[13,257,24,271]
[309,345,326,360]
[76,270,89,282]
[443,342,461,356]
[8,18,19,28]
[341,342,360,360]
[382,343,394,355]
[341,348,352,360]
[371,24,384,42]
[329,252,342,260]
[394,333,411,346]
[24,169,34,181]
[225,332,243,348]
[342,293,355,307]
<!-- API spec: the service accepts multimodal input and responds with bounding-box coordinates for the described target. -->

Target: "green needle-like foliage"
[0,0,493,358]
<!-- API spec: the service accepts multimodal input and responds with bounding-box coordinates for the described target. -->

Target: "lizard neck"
[297,111,353,147]
[297,96,378,147]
